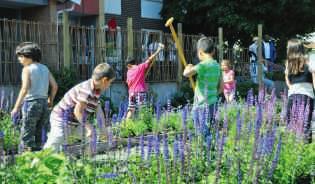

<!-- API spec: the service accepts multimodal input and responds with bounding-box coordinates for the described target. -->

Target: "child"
[11,42,58,151]
[221,59,236,102]
[43,63,115,152]
[126,43,164,119]
[183,36,223,117]
[285,39,314,143]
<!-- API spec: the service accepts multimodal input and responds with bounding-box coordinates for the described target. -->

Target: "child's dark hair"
[16,42,41,62]
[126,56,136,65]
[197,37,215,54]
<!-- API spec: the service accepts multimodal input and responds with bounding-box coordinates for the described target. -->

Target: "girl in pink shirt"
[126,44,164,119]
[221,59,236,103]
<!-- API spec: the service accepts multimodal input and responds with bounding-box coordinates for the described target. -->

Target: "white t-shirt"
[308,51,315,72]
[263,41,271,59]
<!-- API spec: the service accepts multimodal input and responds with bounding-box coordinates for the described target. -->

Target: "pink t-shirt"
[126,60,150,94]
[223,70,236,93]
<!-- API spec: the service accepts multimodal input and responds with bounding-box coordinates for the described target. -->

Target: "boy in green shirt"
[184,37,223,109]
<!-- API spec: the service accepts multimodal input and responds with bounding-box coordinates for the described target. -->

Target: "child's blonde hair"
[221,59,231,68]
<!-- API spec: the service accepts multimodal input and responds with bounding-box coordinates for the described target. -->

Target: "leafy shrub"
[236,81,259,98]
[51,68,80,104]
[0,112,19,152]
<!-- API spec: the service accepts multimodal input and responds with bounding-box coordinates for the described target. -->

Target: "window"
[105,0,121,15]
[141,0,162,19]
[141,29,164,61]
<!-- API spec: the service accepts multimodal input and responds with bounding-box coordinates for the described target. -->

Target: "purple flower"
[96,108,105,129]
[246,89,254,106]
[104,100,110,118]
[154,135,160,157]
[206,134,212,164]
[173,136,179,164]
[41,128,47,146]
[254,104,263,139]
[179,135,185,176]
[147,135,153,160]
[156,102,161,122]
[263,127,277,156]
[268,134,282,179]
[236,111,241,141]
[90,126,97,155]
[108,128,113,147]
[163,134,169,162]
[112,113,118,124]
[140,135,144,160]
[11,111,19,126]
[258,87,265,104]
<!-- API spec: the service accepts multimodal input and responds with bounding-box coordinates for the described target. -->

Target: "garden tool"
[165,17,196,90]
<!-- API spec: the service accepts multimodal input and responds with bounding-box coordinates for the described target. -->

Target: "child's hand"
[158,43,165,51]
[85,123,93,138]
[47,98,53,108]
[11,108,19,119]
[186,64,194,68]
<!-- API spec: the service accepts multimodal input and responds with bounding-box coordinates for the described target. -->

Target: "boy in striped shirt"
[44,63,115,152]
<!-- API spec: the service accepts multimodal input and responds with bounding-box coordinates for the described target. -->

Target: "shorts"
[127,92,147,111]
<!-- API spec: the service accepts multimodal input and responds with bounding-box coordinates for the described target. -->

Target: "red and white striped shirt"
[51,79,101,122]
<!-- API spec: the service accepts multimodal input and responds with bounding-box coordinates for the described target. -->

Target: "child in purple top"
[126,43,164,119]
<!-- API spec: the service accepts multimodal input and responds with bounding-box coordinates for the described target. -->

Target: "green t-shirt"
[193,58,221,106]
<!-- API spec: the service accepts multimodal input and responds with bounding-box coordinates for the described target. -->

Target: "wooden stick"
[165,17,195,90]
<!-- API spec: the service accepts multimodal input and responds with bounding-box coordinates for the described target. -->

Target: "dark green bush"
[51,68,80,104]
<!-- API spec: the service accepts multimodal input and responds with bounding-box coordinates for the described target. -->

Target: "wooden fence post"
[257,24,263,88]
[97,0,105,64]
[127,17,133,58]
[62,11,70,69]
[218,27,223,63]
[177,22,183,86]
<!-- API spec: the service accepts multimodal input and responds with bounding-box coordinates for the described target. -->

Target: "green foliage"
[51,68,80,104]
[171,80,194,107]
[0,112,19,151]
[236,81,259,98]
[0,149,66,184]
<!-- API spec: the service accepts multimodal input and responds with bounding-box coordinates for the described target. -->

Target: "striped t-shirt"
[51,79,101,123]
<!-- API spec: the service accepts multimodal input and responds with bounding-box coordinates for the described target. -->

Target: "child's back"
[194,59,221,106]
[25,63,49,100]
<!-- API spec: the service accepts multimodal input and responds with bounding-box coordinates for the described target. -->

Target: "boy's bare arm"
[48,72,58,107]
[74,101,93,137]
[284,62,291,89]
[183,64,196,77]
[147,43,164,63]
[74,101,87,123]
[11,67,30,116]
